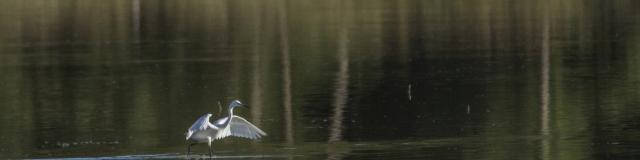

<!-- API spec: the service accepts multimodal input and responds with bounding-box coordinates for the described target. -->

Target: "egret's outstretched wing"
[186,114,215,140]
[215,116,266,140]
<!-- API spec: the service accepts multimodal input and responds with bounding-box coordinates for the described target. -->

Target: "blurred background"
[0,0,639,159]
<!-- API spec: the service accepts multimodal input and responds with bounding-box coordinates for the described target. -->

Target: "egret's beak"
[242,104,249,108]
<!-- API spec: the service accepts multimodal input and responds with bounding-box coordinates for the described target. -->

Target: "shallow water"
[1,0,640,159]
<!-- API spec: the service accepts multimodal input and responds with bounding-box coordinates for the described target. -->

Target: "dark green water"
[1,0,639,159]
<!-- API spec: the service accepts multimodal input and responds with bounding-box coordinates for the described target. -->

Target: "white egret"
[185,100,267,157]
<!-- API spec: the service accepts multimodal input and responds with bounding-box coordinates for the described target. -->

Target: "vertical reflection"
[278,0,294,145]
[328,1,351,143]
[250,2,264,127]
[327,1,352,160]
[131,0,140,41]
[540,0,551,159]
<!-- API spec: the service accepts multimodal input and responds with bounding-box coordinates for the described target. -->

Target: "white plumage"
[185,100,266,157]
[214,116,266,140]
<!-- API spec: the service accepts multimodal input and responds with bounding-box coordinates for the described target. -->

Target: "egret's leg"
[209,146,213,158]
[187,143,195,156]
[207,137,213,158]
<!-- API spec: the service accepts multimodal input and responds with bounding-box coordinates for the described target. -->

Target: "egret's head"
[229,100,244,109]
[207,113,213,117]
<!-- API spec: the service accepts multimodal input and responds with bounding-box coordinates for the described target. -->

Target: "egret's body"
[185,100,266,157]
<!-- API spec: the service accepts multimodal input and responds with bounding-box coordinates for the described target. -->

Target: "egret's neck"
[227,107,235,118]
[221,107,235,127]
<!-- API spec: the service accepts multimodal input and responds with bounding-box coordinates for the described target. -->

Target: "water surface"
[1,0,639,159]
